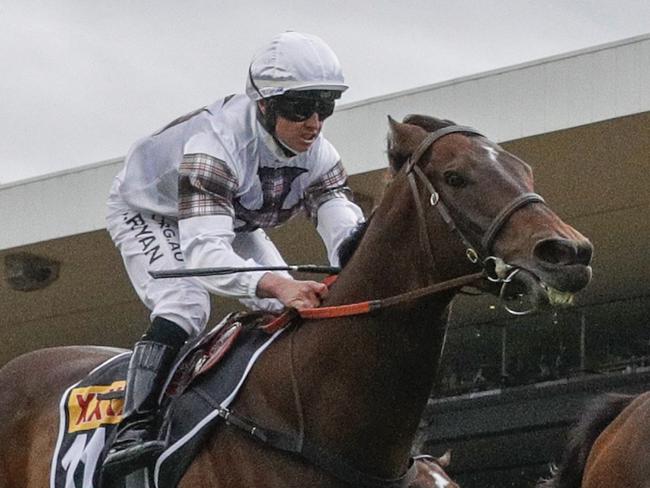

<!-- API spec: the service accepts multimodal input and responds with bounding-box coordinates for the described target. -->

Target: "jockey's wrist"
[256,272,291,299]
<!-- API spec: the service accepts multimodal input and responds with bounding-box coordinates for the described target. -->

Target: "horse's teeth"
[544,285,575,306]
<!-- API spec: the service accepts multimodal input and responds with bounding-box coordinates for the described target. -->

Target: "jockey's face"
[274,112,323,153]
[258,96,333,153]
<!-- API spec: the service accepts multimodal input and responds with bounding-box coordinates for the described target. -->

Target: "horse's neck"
[293,182,460,476]
[295,300,452,479]
[329,198,428,301]
[327,177,465,304]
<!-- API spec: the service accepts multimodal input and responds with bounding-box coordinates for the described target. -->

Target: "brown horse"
[537,392,650,488]
[412,452,459,488]
[0,115,593,488]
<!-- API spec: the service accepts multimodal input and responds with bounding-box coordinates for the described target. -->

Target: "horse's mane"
[338,221,369,268]
[537,393,635,488]
[403,114,456,132]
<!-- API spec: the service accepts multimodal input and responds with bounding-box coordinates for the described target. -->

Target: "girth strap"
[215,406,419,488]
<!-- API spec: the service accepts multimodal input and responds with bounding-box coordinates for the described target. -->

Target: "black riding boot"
[101,340,178,475]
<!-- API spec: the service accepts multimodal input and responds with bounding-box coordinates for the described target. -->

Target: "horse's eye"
[444,171,466,188]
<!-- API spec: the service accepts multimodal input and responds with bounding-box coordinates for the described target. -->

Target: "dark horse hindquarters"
[539,391,650,488]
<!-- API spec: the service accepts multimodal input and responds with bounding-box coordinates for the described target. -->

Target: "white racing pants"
[106,199,288,336]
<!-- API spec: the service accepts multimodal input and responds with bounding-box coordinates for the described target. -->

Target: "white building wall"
[1,159,122,249]
[325,34,650,175]
[2,34,649,250]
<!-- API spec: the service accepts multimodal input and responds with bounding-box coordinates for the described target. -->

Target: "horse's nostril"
[575,241,594,266]
[534,238,591,266]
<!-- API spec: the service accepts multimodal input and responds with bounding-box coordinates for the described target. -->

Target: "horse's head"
[386,115,593,311]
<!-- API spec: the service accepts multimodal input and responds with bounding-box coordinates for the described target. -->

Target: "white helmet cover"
[246,31,348,101]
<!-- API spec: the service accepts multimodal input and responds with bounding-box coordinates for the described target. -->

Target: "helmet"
[246,31,348,101]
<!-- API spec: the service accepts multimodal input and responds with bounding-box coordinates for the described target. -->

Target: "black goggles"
[273,97,336,122]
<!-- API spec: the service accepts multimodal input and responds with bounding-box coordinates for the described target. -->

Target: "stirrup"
[102,424,167,477]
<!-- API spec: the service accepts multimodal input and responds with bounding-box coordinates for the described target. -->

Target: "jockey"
[103,31,364,474]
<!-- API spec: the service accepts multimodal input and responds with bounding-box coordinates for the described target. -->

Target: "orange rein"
[262,271,485,334]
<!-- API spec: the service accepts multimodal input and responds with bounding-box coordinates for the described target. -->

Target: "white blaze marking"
[485,145,499,162]
[425,466,450,488]
[433,472,450,488]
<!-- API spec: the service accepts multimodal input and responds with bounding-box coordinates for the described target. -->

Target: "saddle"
[167,310,279,397]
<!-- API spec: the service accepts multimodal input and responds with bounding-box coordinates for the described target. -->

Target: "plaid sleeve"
[178,153,239,220]
[303,160,354,221]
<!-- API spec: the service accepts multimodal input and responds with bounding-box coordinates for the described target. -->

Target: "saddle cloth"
[50,315,287,488]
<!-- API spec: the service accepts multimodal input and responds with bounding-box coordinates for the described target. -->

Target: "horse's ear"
[437,449,452,467]
[387,116,428,173]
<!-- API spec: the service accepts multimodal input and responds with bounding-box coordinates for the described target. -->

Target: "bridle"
[257,125,549,325]
[258,125,549,325]
[405,124,547,314]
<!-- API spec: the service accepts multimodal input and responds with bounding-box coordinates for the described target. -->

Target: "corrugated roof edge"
[0,157,123,191]
[336,32,650,112]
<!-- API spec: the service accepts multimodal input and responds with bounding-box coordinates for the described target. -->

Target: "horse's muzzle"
[532,237,594,293]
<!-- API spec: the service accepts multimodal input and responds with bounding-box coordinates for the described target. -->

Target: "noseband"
[405,125,546,307]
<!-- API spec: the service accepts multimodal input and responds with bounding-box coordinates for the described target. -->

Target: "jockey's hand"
[256,273,328,310]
